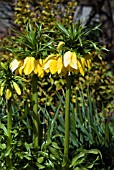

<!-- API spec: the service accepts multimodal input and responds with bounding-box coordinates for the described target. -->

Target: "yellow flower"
[77,58,85,76]
[34,59,46,78]
[57,41,65,51]
[23,57,35,75]
[0,83,4,96]
[34,59,39,74]
[63,51,78,69]
[43,54,55,70]
[49,59,57,74]
[44,54,63,75]
[49,55,64,74]
[44,54,57,74]
[43,51,92,76]
[84,53,92,69]
[10,59,22,72]
[38,59,45,78]
[6,89,12,100]
[77,53,92,76]
[15,60,24,75]
[56,56,63,74]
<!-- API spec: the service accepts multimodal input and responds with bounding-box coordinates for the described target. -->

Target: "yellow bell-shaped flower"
[38,59,45,78]
[23,57,35,75]
[10,59,22,72]
[63,51,78,70]
[77,58,85,76]
[6,89,12,100]
[57,56,63,74]
[43,54,55,71]
[84,53,92,69]
[49,59,57,74]
[34,59,46,78]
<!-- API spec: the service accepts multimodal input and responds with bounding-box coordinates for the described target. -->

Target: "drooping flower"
[63,51,78,70]
[77,58,85,76]
[10,59,22,72]
[10,56,49,77]
[10,59,24,75]
[17,60,24,75]
[34,59,46,78]
[49,58,58,74]
[44,54,63,75]
[84,53,92,69]
[56,56,63,74]
[23,57,35,75]
[49,55,63,74]
[6,89,12,100]
[43,51,93,76]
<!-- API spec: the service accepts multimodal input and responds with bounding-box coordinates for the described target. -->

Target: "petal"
[78,59,85,76]
[50,60,57,74]
[23,57,35,75]
[18,66,23,75]
[38,69,44,77]
[37,59,45,77]
[70,52,78,69]
[10,59,21,72]
[57,57,63,74]
[80,57,86,67]
[43,54,54,70]
[63,51,72,67]
[38,65,44,77]
[34,60,39,74]
[86,59,92,69]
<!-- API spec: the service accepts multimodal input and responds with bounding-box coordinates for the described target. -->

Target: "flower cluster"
[10,57,46,78]
[10,42,92,77]
[0,62,22,100]
[44,49,92,76]
[10,45,92,78]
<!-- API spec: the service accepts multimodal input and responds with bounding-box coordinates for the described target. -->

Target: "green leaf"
[70,152,85,167]
[55,22,70,37]
[37,163,45,169]
[1,62,7,70]
[37,157,44,163]
[0,123,8,136]
[5,147,12,157]
[74,167,87,170]
[0,143,6,149]
[48,146,60,160]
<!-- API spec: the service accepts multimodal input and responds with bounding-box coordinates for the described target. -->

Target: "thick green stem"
[32,74,39,148]
[63,75,72,170]
[7,99,12,168]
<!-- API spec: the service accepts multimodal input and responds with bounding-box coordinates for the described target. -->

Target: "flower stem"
[63,75,72,170]
[32,74,39,148]
[7,99,12,168]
